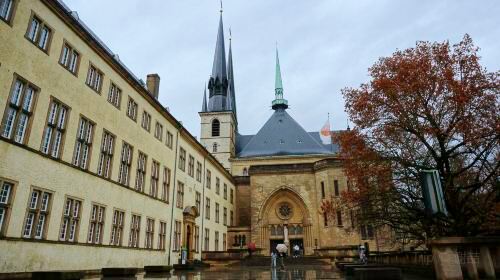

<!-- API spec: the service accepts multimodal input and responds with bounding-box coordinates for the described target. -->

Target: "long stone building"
[0,0,384,275]
[0,0,235,273]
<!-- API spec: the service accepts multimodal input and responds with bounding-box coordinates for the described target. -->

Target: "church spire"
[211,13,227,82]
[202,84,208,112]
[207,9,229,112]
[272,46,288,110]
[227,28,237,122]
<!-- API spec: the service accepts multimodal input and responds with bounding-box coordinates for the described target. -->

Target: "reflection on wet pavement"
[143,266,343,280]
[140,265,429,280]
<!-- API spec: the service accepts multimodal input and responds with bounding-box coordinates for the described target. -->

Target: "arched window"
[211,119,220,137]
[243,168,248,176]
[213,142,218,152]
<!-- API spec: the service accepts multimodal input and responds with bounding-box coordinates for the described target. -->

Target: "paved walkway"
[142,265,428,280]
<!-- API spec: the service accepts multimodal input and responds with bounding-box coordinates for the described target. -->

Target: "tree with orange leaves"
[336,34,499,242]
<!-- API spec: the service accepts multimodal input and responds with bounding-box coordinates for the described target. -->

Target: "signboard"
[419,170,448,216]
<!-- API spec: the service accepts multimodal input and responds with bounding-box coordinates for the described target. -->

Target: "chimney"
[146,74,160,99]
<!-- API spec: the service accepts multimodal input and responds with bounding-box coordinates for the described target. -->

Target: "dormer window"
[211,119,220,137]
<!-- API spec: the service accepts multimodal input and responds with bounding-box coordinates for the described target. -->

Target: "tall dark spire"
[227,28,237,123]
[202,84,208,112]
[207,10,229,112]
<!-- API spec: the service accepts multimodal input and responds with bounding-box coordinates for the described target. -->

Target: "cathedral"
[199,13,380,256]
[0,1,384,275]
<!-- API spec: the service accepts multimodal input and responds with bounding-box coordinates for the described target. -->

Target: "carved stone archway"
[256,187,314,255]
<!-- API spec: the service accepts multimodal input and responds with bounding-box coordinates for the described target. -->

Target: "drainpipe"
[200,157,206,261]
[167,130,180,266]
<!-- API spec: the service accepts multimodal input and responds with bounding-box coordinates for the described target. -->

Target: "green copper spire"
[272,46,288,110]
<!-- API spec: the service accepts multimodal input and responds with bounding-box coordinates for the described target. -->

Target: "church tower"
[199,11,237,171]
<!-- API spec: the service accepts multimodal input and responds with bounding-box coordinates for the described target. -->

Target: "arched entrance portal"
[183,206,199,260]
[257,187,313,256]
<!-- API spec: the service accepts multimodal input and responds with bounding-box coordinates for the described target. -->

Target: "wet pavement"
[141,265,427,280]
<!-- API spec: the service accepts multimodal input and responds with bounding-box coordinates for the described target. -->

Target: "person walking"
[359,245,367,264]
[271,251,277,267]
[293,244,300,258]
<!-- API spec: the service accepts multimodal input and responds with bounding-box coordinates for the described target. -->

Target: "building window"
[321,181,325,199]
[141,111,151,131]
[195,191,201,212]
[150,160,160,198]
[110,210,124,246]
[72,116,94,170]
[215,203,220,223]
[0,0,15,23]
[59,197,81,242]
[360,225,374,240]
[188,155,194,177]
[194,226,200,252]
[223,184,227,200]
[0,180,15,235]
[88,204,105,244]
[196,161,202,182]
[176,181,184,209]
[211,119,220,137]
[162,167,171,202]
[107,83,121,109]
[334,180,339,196]
[86,64,103,93]
[135,151,147,192]
[1,77,38,144]
[178,148,186,171]
[230,189,234,204]
[41,98,69,158]
[336,210,343,227]
[145,218,155,249]
[213,142,218,152]
[23,189,51,239]
[206,170,211,189]
[204,228,210,251]
[243,168,248,176]
[166,131,173,149]
[223,207,227,226]
[215,231,219,251]
[154,122,163,140]
[173,220,181,251]
[215,178,220,194]
[26,14,52,52]
[97,130,115,179]
[129,214,141,248]
[158,221,167,250]
[323,213,328,227]
[59,42,80,75]
[222,183,227,196]
[223,233,227,251]
[126,97,138,121]
[205,198,210,220]
[230,210,233,226]
[118,142,133,186]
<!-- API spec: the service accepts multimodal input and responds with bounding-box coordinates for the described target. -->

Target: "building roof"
[236,109,335,158]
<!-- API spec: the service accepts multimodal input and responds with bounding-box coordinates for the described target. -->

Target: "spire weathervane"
[272,44,288,110]
[220,0,223,13]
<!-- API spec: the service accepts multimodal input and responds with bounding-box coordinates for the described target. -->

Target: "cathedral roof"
[236,109,336,158]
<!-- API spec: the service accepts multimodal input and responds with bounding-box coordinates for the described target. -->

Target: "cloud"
[64,0,500,136]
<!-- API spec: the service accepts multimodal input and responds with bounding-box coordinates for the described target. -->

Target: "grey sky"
[64,0,500,137]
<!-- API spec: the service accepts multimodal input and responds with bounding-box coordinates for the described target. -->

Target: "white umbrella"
[276,243,288,253]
